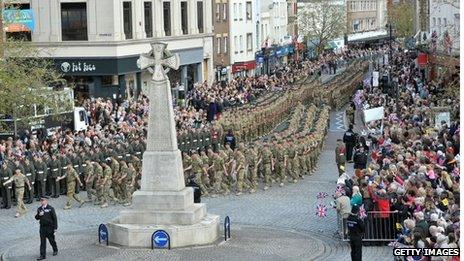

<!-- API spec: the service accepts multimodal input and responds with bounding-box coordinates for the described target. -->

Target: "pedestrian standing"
[346,205,364,261]
[343,125,357,163]
[35,197,58,260]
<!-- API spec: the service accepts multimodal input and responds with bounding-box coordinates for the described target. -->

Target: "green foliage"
[298,0,346,53]
[390,1,414,38]
[0,39,63,119]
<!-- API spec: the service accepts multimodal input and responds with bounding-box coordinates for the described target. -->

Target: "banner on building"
[3,9,35,32]
[417,53,428,67]
[364,106,384,123]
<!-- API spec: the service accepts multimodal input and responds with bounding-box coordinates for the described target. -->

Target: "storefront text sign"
[60,62,96,73]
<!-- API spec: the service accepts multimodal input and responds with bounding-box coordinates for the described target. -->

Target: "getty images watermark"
[393,248,460,257]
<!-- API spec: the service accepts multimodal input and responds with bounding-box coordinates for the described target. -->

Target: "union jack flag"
[316,192,329,200]
[358,204,367,219]
[335,185,345,195]
[315,204,328,218]
[452,167,460,178]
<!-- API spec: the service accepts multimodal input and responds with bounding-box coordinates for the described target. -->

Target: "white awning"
[348,30,388,42]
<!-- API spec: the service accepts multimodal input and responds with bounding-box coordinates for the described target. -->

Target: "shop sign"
[3,9,35,32]
[60,61,97,73]
[417,53,428,66]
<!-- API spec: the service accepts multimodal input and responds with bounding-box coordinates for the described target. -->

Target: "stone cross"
[137,42,181,152]
[138,42,180,82]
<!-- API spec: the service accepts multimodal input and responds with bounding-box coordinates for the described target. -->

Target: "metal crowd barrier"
[338,210,400,242]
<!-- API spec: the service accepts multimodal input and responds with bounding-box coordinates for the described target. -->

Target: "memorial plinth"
[108,42,219,248]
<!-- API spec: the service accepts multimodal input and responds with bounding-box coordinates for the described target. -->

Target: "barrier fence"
[338,210,401,242]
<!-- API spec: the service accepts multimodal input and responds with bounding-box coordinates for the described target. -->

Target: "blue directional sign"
[152,230,170,249]
[98,224,109,246]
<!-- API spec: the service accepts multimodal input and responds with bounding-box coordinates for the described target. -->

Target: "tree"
[389,1,414,38]
[297,0,346,55]
[0,4,64,134]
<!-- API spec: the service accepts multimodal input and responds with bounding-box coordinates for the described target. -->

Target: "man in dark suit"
[35,198,58,260]
[343,125,357,163]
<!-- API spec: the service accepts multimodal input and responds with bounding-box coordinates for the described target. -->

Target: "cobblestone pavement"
[0,109,392,261]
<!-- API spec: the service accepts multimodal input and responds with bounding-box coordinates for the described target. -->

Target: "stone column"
[172,0,182,36]
[154,0,164,37]
[134,0,144,39]
[87,0,98,41]
[181,65,188,89]
[188,0,198,34]
[135,72,142,99]
[49,0,60,41]
[113,0,124,40]
[118,75,127,100]
[204,0,213,33]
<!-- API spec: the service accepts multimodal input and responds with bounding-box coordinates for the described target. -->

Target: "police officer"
[35,197,58,260]
[346,205,365,261]
[343,124,357,163]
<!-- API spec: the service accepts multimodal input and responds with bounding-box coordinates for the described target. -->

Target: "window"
[216,3,220,20]
[433,17,436,27]
[217,37,221,54]
[181,1,188,35]
[246,2,252,20]
[163,2,171,36]
[239,3,243,20]
[233,3,237,20]
[223,3,227,20]
[353,19,360,32]
[123,2,133,39]
[239,35,243,52]
[223,37,228,53]
[144,2,153,38]
[5,3,31,41]
[61,3,88,41]
[197,1,204,33]
[246,33,252,51]
[234,36,238,53]
[444,18,447,27]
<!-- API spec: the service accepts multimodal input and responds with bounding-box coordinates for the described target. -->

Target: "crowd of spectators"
[335,48,459,259]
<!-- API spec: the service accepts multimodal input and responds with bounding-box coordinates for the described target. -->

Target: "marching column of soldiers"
[182,103,330,197]
[0,137,145,217]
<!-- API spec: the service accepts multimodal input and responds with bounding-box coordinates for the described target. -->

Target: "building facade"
[429,0,460,55]
[10,0,213,100]
[256,0,290,74]
[287,0,298,37]
[346,0,387,34]
[228,0,258,77]
[212,0,230,82]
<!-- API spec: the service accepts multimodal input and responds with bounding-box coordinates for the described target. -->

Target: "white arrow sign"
[155,236,168,244]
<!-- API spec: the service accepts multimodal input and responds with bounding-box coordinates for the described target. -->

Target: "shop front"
[54,56,140,102]
[53,47,204,102]
[231,60,256,77]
